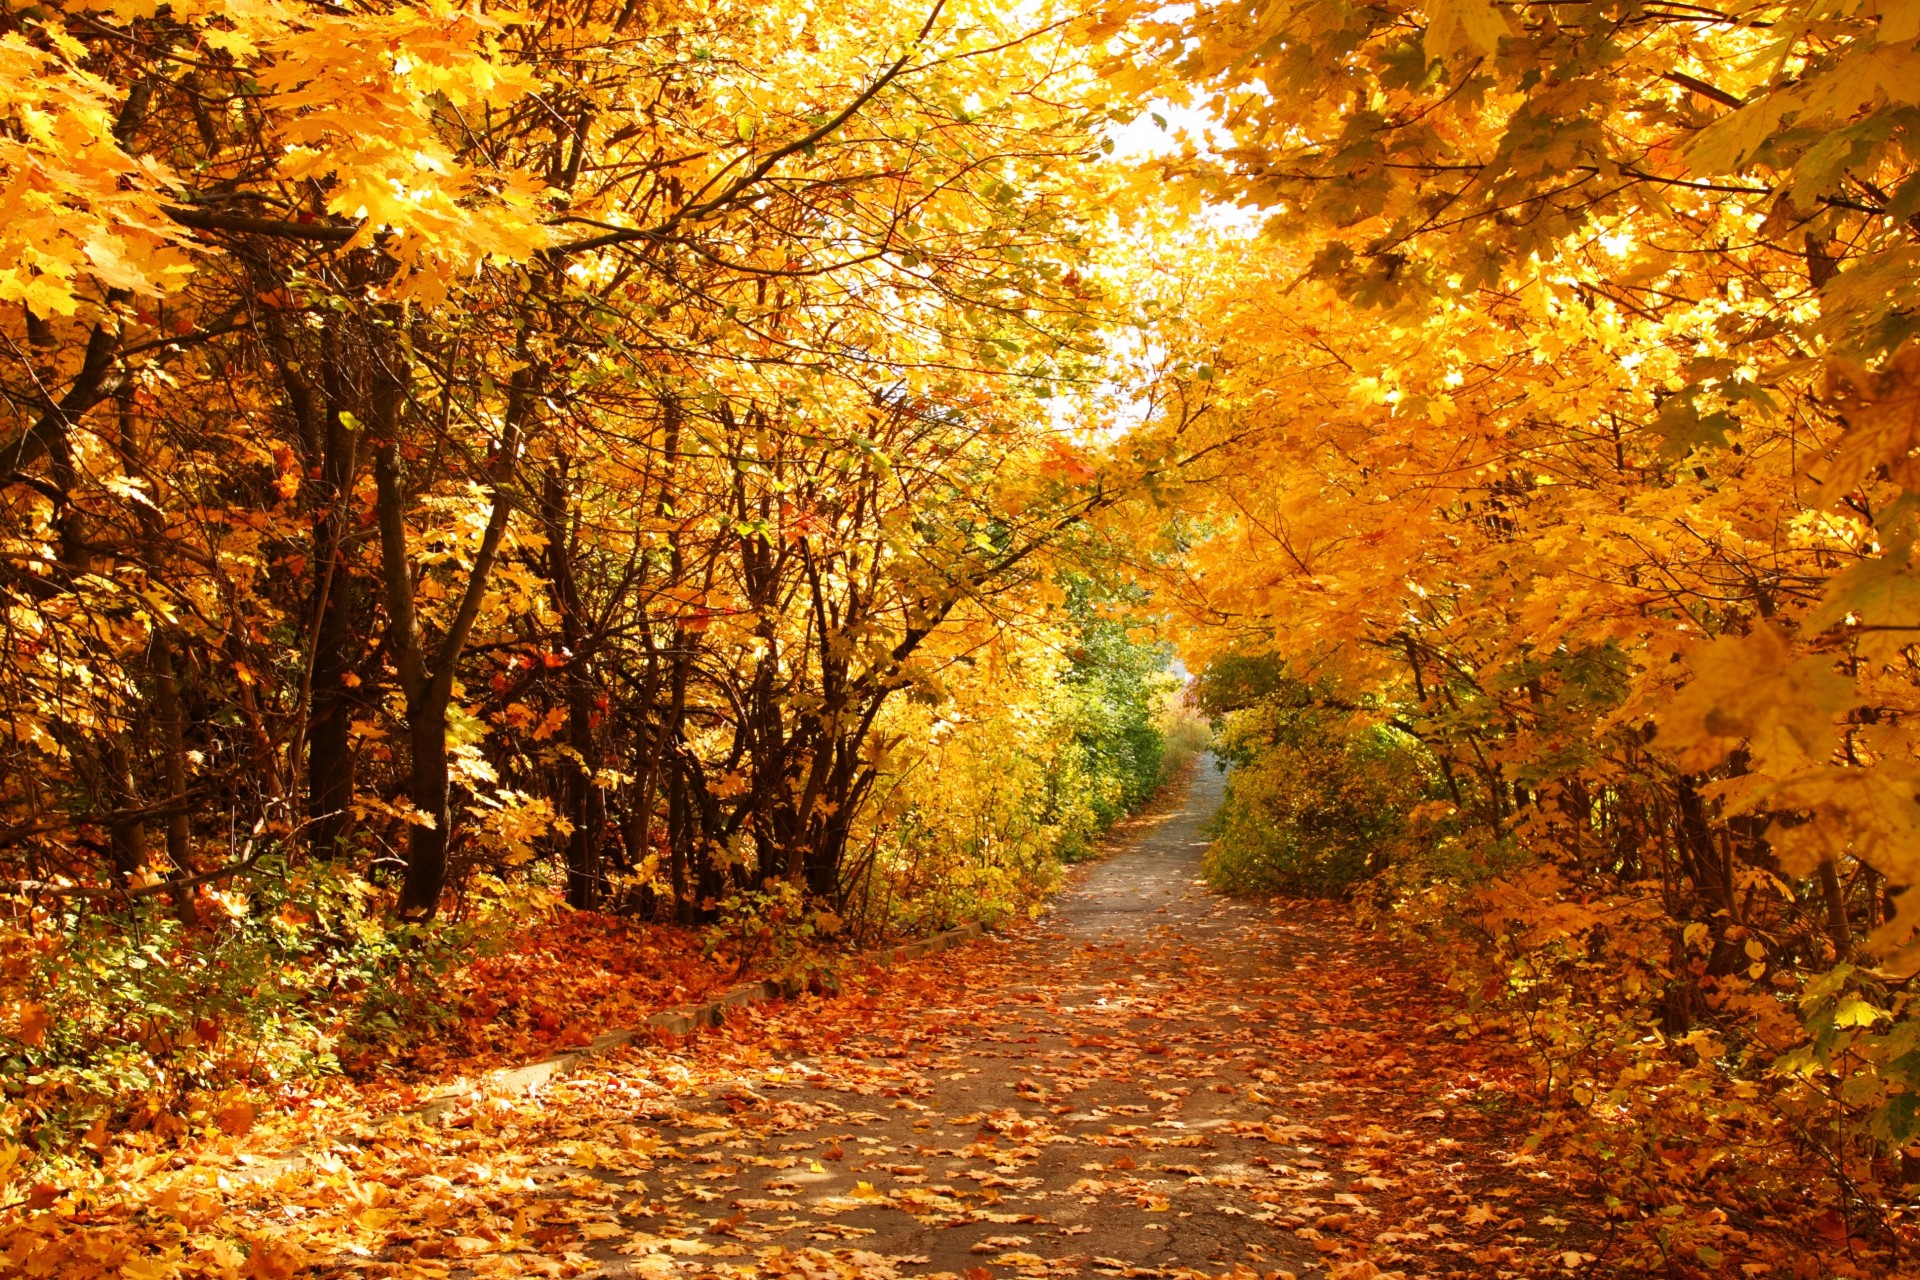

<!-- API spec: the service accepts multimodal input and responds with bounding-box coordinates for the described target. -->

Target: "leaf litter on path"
[7,778,1617,1280]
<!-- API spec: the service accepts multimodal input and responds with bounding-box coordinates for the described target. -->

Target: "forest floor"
[14,760,1634,1280]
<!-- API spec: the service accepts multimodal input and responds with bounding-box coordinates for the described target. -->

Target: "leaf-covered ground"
[10,760,1661,1280]
[369,909,745,1081]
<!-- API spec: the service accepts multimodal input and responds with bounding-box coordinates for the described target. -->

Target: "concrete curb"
[235,919,987,1178]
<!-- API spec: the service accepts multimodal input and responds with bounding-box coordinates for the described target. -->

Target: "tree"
[0,0,1119,922]
[1091,0,1920,1239]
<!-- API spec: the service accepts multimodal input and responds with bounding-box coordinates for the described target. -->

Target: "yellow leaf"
[203,28,260,58]
[1655,625,1855,774]
[1834,997,1886,1027]
[1804,533,1920,661]
[1818,342,1920,508]
[1425,0,1511,60]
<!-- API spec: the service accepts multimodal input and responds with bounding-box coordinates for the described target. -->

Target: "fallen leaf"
[215,1096,255,1137]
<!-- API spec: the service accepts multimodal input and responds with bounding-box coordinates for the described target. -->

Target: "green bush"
[1,858,474,1155]
[1197,656,1430,896]
[853,574,1197,935]
[1051,575,1182,856]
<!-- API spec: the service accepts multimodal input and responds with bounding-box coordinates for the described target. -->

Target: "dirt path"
[420,758,1580,1280]
[307,760,1595,1280]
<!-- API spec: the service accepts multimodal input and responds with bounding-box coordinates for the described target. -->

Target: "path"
[314,759,1596,1280]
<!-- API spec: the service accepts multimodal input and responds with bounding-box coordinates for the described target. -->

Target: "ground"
[209,756,1599,1280]
[12,760,1615,1279]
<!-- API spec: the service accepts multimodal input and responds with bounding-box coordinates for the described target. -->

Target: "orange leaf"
[242,1236,306,1280]
[215,1096,256,1136]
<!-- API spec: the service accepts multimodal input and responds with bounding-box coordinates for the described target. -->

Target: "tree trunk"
[103,737,145,886]
[150,632,197,923]
[307,569,360,859]
[401,692,453,916]
[374,347,527,920]
[306,394,363,860]
[541,465,606,908]
[1818,855,1852,961]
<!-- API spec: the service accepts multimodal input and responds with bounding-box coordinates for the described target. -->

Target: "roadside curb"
[235,919,987,1179]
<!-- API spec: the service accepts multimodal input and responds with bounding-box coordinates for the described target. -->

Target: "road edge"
[231,919,986,1181]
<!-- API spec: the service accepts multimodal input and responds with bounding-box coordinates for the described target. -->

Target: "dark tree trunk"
[150,632,197,923]
[103,737,145,885]
[307,571,360,860]
[307,392,363,860]
[374,344,529,920]
[541,464,607,908]
[401,695,453,915]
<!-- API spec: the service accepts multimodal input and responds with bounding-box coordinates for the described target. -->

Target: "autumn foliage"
[5,0,1920,1273]
[0,0,1208,1176]
[1097,0,1920,1268]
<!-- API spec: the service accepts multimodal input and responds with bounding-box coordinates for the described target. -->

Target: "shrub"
[850,575,1194,934]
[0,858,475,1156]
[1196,656,1430,896]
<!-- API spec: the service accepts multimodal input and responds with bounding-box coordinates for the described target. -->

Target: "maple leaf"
[1424,0,1512,60]
[1818,342,1920,509]
[1803,532,1920,662]
[1655,625,1856,774]
[214,1095,256,1137]
[15,1002,47,1047]
[240,1236,306,1280]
